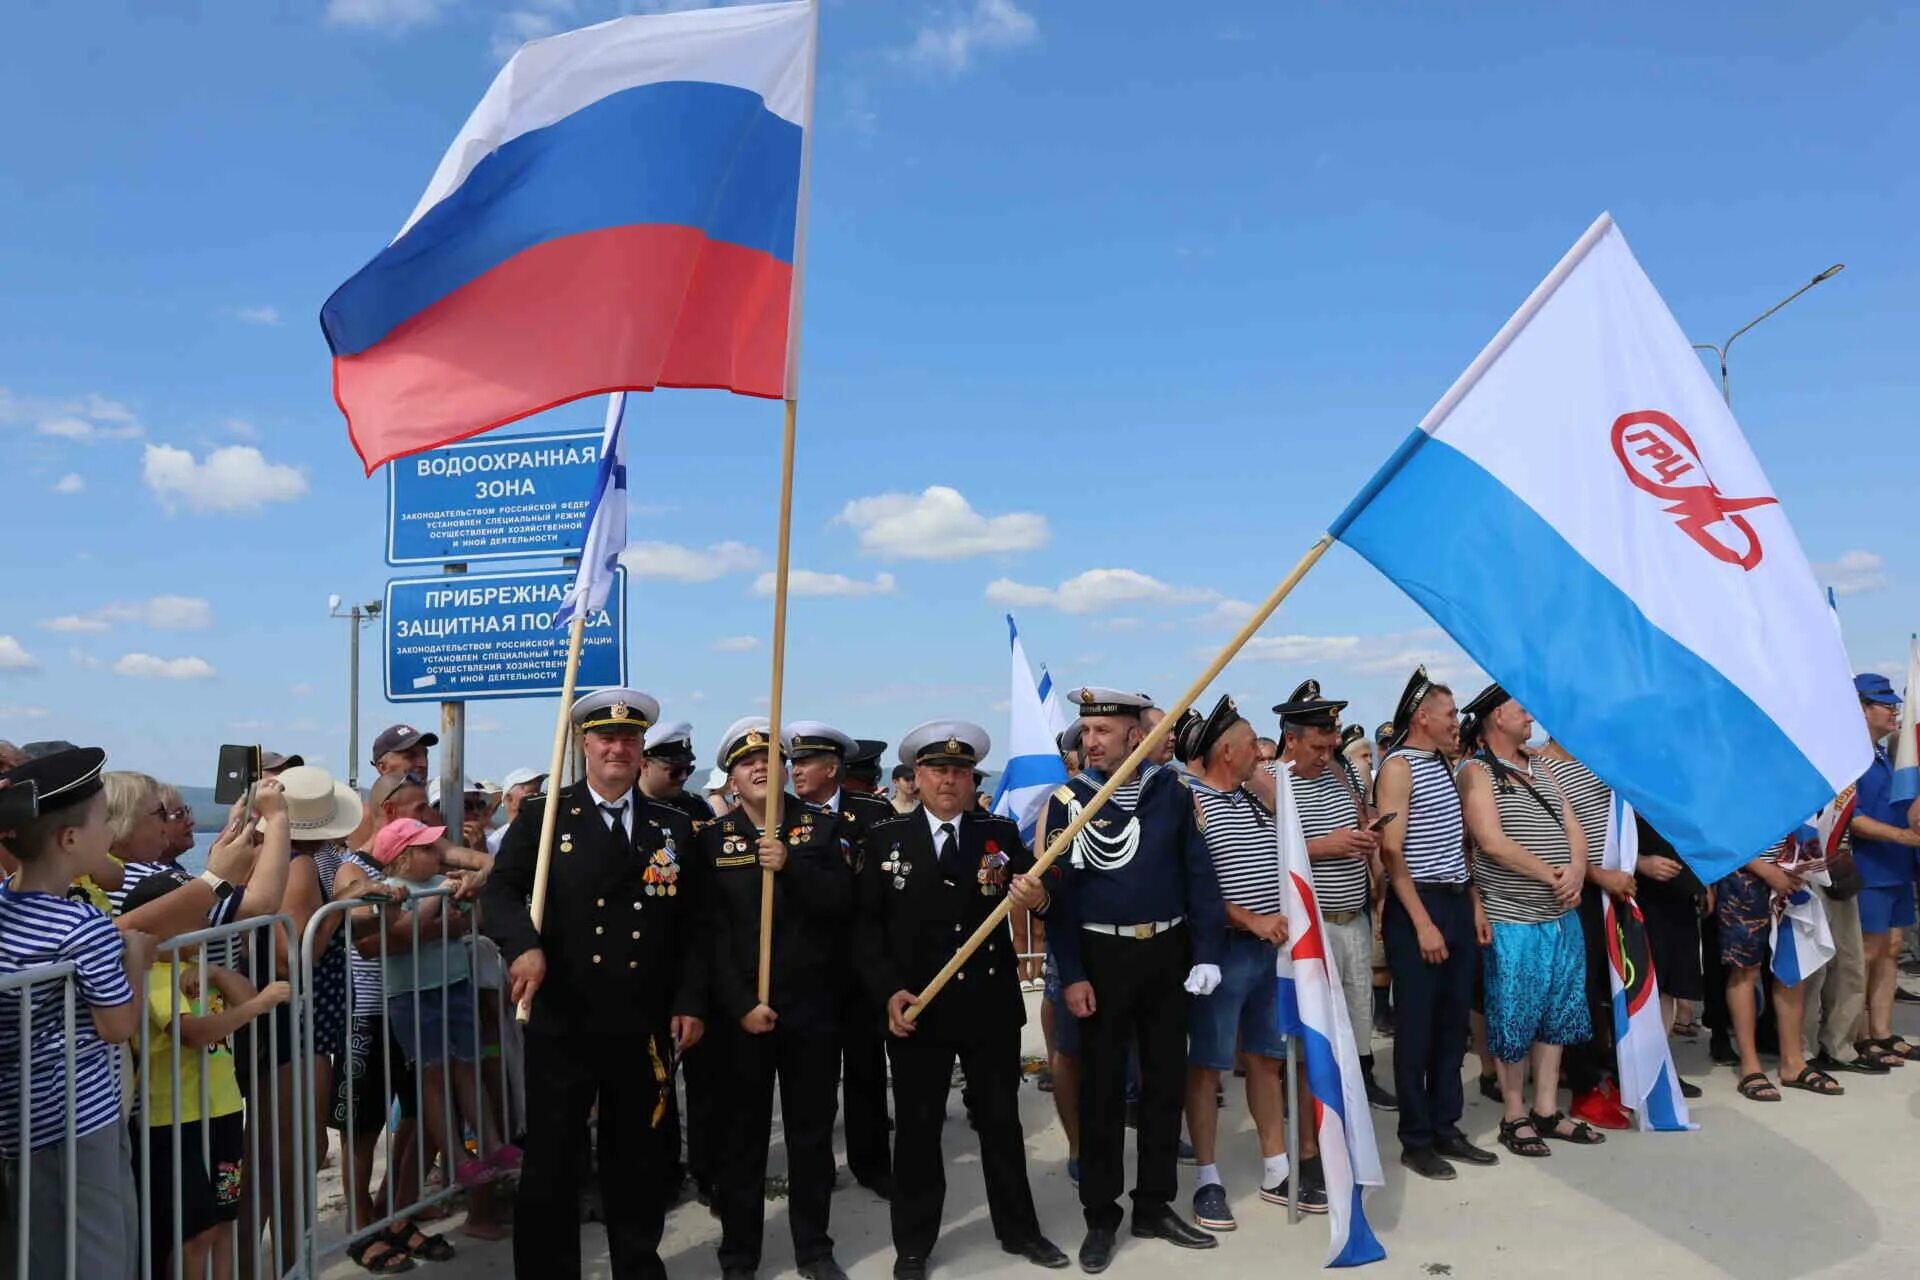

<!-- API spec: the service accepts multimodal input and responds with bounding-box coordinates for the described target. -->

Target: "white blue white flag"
[1599,796,1694,1132]
[1333,214,1869,881]
[990,615,1069,843]
[1037,664,1073,740]
[554,392,629,631]
[1769,793,1851,986]
[1274,763,1385,1267]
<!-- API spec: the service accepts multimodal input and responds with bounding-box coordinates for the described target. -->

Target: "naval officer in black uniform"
[481,688,707,1280]
[856,720,1070,1280]
[1047,688,1226,1272]
[787,719,897,1199]
[698,718,855,1280]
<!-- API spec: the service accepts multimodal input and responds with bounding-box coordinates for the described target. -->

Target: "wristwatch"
[197,870,235,902]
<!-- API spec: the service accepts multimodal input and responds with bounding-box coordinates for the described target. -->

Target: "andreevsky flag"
[323,1,817,472]
[1332,214,1867,881]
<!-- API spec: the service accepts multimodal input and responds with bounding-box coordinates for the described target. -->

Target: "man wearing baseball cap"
[480,688,707,1280]
[371,724,439,783]
[488,768,548,855]
[1849,673,1920,1064]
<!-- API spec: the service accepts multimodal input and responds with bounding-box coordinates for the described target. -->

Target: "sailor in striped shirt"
[1455,685,1603,1156]
[1373,667,1496,1182]
[0,747,156,1280]
[1274,680,1396,1111]
[1172,695,1322,1230]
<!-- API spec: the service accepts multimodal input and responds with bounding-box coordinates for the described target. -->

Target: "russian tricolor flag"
[323,1,816,473]
[1274,762,1386,1268]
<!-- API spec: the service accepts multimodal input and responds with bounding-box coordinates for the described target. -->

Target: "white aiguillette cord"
[1063,795,1142,871]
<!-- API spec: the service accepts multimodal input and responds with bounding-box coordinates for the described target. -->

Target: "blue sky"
[3,0,1915,787]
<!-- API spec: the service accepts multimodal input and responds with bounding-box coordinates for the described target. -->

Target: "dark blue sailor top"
[1043,764,1226,985]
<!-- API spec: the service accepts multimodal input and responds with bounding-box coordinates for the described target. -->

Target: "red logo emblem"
[1610,410,1778,570]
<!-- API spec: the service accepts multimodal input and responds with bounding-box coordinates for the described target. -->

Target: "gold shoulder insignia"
[1053,784,1075,804]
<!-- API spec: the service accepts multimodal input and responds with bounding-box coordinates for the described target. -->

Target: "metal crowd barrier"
[1,961,80,1280]
[298,885,518,1276]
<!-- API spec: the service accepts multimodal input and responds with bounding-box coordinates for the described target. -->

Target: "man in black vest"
[482,688,707,1280]
[787,719,896,1199]
[699,718,855,1280]
[856,720,1070,1280]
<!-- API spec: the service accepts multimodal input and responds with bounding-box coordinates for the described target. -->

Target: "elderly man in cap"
[1046,687,1225,1271]
[481,688,707,1280]
[697,718,856,1280]
[641,720,715,826]
[1274,680,1394,1110]
[371,723,438,783]
[854,721,1067,1279]
[1172,695,1317,1231]
[1374,669,1495,1181]
[786,719,897,1199]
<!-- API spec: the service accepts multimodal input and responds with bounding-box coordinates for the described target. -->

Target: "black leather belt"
[1413,881,1469,896]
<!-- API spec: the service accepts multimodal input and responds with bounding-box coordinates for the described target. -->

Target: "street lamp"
[1691,263,1845,405]
[330,596,381,789]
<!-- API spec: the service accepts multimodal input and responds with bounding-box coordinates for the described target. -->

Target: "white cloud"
[491,4,568,60]
[618,539,760,582]
[142,444,308,514]
[0,705,48,721]
[1194,599,1258,628]
[3,390,140,443]
[711,635,760,653]
[42,596,212,633]
[113,653,217,680]
[324,0,450,30]
[986,568,1219,615]
[1816,549,1886,597]
[232,305,281,326]
[52,473,85,495]
[222,418,259,440]
[835,485,1049,559]
[1231,635,1364,664]
[899,0,1038,74]
[0,636,39,672]
[753,570,898,598]
[1090,617,1146,632]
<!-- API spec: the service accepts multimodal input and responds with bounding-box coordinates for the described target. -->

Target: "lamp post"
[329,595,381,790]
[1691,263,1844,405]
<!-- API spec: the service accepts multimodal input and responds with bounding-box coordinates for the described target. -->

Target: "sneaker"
[1176,1138,1196,1165]
[1191,1183,1235,1232]
[1569,1088,1632,1131]
[1260,1176,1328,1214]
[488,1143,524,1174]
[1894,987,1920,1005]
[455,1157,497,1190]
[1364,1075,1398,1111]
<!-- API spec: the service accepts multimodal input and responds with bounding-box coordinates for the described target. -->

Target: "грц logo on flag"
[1610,410,1779,570]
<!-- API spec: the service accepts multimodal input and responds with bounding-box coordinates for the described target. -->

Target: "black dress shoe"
[798,1259,849,1280]
[1078,1228,1116,1274]
[1434,1135,1498,1166]
[1128,1204,1218,1250]
[1399,1146,1456,1181]
[1004,1236,1071,1269]
[893,1257,928,1280]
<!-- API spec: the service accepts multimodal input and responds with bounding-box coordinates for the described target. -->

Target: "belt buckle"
[1133,923,1154,940]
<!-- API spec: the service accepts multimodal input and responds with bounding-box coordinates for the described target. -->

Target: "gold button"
[595,926,604,935]
[634,902,643,910]
[954,924,962,933]
[592,954,602,964]
[596,898,605,907]
[958,972,967,982]
[987,967,995,975]
[629,961,638,969]
[631,930,641,939]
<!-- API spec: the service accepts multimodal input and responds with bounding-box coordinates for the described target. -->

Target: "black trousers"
[1075,926,1189,1231]
[888,1022,1042,1260]
[517,1029,673,1280]
[1563,886,1617,1095]
[1383,889,1474,1152]
[840,987,893,1186]
[714,1023,839,1271]
[682,1038,719,1189]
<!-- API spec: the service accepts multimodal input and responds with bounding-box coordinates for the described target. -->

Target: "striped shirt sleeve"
[68,912,133,1009]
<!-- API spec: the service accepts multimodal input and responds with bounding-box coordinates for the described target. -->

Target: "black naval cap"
[0,746,108,819]
[845,739,887,783]
[1173,695,1244,764]
[1340,724,1366,752]
[1385,666,1438,752]
[1272,678,1347,732]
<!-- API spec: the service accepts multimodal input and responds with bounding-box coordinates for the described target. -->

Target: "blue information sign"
[384,568,626,703]
[387,430,601,566]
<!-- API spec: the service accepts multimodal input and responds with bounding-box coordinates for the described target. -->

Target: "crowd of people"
[1,659,1916,1280]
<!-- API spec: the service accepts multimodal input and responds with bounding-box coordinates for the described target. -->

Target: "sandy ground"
[315,993,1920,1280]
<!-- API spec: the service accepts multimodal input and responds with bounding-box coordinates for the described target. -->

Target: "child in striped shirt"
[0,747,157,1280]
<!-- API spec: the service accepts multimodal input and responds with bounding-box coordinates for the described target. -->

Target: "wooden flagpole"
[906,533,1337,1022]
[757,398,800,1004]
[515,611,588,1023]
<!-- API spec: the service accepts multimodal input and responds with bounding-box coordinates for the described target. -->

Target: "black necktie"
[602,802,632,856]
[936,821,959,881]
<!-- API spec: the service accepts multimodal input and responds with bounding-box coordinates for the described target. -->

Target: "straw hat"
[276,765,364,841]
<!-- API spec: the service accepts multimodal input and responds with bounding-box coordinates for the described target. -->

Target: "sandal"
[384,1223,455,1263]
[1855,1039,1905,1069]
[1498,1116,1550,1158]
[1781,1066,1844,1096]
[1883,1037,1920,1062]
[347,1234,416,1274]
[1671,1018,1700,1039]
[1530,1110,1606,1145]
[1736,1072,1780,1102]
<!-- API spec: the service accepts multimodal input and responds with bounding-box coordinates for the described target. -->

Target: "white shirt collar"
[586,781,634,834]
[924,806,964,843]
[820,787,843,813]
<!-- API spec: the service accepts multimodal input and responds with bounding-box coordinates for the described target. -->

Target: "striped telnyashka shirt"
[1545,754,1610,864]
[1190,776,1282,917]
[1460,754,1573,924]
[1384,747,1467,884]
[1285,759,1371,914]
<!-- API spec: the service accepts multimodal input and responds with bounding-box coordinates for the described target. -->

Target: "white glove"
[1183,963,1222,996]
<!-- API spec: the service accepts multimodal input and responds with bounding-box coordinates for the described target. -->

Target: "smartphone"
[1368,811,1398,833]
[214,744,261,806]
[0,779,39,829]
